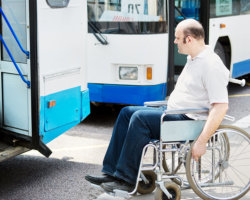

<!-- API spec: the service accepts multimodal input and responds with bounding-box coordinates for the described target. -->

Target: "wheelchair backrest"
[161,120,206,142]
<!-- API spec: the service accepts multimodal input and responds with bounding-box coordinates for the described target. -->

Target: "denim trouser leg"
[102,106,154,176]
[102,106,190,184]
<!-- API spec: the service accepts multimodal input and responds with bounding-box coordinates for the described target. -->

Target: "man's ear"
[186,36,191,43]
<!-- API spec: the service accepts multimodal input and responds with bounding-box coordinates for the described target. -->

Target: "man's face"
[174,27,189,55]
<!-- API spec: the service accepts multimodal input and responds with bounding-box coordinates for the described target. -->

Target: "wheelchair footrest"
[90,183,104,191]
[113,189,131,199]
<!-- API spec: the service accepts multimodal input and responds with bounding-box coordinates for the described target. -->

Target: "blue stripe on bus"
[88,83,167,105]
[40,87,90,144]
[232,59,250,78]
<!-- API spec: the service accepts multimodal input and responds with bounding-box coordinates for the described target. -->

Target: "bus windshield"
[87,0,167,34]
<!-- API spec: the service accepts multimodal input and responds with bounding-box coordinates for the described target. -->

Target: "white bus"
[86,0,250,105]
[0,0,90,160]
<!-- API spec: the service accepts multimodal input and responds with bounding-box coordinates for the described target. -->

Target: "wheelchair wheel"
[154,182,181,200]
[187,132,230,184]
[186,125,250,200]
[137,171,156,195]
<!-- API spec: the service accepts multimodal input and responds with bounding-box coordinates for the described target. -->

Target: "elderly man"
[85,19,229,193]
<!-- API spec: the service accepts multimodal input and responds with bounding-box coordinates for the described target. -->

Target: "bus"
[86,0,250,105]
[0,0,90,161]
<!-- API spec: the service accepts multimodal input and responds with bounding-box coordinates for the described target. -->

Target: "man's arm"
[192,103,228,162]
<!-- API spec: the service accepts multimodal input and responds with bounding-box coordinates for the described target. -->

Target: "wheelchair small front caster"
[154,182,181,200]
[137,170,156,195]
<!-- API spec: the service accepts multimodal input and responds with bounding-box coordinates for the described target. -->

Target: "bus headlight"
[46,0,70,8]
[119,67,138,80]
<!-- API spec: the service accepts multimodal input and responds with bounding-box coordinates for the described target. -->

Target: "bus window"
[88,0,165,22]
[87,0,167,34]
[240,0,250,14]
[210,0,250,17]
[174,0,200,68]
[212,0,234,16]
[175,0,200,20]
[1,0,27,64]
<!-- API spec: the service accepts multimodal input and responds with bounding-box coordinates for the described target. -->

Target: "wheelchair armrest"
[163,108,209,115]
[144,101,168,107]
[161,108,234,121]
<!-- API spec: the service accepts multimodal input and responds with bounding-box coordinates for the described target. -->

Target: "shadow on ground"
[0,155,102,200]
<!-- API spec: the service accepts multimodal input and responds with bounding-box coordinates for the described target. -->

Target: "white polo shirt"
[168,45,229,120]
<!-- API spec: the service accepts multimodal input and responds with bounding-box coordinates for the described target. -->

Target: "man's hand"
[192,139,207,162]
[191,103,228,162]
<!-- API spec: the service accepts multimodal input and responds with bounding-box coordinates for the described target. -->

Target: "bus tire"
[214,42,228,68]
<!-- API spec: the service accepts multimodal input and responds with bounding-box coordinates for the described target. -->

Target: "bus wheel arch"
[214,37,231,70]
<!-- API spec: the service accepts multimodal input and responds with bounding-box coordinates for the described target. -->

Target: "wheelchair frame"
[109,106,250,200]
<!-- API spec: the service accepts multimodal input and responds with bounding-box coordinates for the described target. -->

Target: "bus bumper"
[88,83,167,105]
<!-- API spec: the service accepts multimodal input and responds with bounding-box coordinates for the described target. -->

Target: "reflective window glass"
[88,0,166,22]
[210,0,250,17]
[1,0,27,64]
[87,0,167,34]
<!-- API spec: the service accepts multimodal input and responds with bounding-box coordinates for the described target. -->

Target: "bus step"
[0,141,29,162]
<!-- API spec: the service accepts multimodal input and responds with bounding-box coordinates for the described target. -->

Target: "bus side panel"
[81,89,90,121]
[44,86,81,132]
[209,15,250,78]
[232,59,250,78]
[39,87,90,144]
[37,0,90,144]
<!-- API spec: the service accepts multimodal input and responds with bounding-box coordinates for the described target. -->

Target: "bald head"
[176,19,205,41]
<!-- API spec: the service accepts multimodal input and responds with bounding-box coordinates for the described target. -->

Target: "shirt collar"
[187,45,212,61]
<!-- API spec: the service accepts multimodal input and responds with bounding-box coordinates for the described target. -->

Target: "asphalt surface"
[0,80,250,200]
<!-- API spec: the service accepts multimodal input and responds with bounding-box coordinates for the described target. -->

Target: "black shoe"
[85,174,116,185]
[101,180,135,193]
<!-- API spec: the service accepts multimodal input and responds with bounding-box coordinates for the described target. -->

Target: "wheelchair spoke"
[227,163,249,186]
[228,145,248,160]
[185,125,250,200]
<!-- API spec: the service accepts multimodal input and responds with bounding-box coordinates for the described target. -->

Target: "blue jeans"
[102,106,191,184]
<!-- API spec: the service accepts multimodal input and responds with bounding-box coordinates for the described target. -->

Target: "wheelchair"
[110,102,250,200]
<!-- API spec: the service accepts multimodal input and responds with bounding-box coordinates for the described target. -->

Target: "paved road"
[0,82,250,200]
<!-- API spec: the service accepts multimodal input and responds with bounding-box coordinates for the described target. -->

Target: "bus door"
[174,0,209,63]
[0,0,90,160]
[168,0,208,94]
[0,0,31,137]
[174,0,202,72]
[0,0,32,160]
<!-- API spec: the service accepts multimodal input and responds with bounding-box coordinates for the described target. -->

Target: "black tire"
[214,42,229,68]
[137,170,156,195]
[186,125,250,200]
